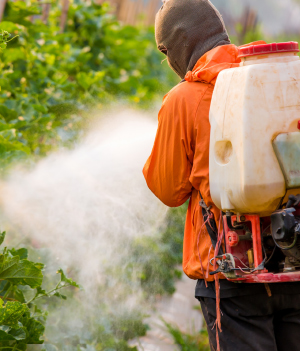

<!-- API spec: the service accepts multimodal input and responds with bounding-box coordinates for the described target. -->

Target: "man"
[143,0,300,350]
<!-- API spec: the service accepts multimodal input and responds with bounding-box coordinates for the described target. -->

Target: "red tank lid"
[238,41,299,58]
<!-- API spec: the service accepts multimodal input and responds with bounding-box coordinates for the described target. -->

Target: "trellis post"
[60,0,69,33]
[0,0,7,22]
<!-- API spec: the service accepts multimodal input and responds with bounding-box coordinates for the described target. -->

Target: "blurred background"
[101,0,300,39]
[41,0,300,37]
[58,0,300,38]
[0,1,298,351]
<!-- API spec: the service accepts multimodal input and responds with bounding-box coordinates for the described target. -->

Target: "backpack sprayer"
[209,42,300,283]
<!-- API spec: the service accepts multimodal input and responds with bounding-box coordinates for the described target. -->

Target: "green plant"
[0,30,17,52]
[0,231,80,349]
[164,319,210,351]
[0,0,177,171]
[129,203,187,297]
[234,21,264,46]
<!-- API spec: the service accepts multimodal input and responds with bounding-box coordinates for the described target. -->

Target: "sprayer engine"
[271,207,300,262]
[209,196,300,282]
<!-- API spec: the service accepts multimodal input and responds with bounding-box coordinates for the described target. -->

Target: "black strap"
[199,191,223,255]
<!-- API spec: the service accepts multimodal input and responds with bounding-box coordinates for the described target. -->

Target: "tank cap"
[238,41,299,58]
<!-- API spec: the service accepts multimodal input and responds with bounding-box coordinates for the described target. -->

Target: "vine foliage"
[0,231,80,350]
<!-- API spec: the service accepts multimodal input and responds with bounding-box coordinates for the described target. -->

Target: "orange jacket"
[143,43,263,281]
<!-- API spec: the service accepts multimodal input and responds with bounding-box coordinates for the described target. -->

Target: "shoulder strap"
[199,191,223,255]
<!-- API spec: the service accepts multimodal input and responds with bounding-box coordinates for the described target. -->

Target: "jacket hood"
[185,41,267,85]
[155,0,230,79]
[184,44,240,85]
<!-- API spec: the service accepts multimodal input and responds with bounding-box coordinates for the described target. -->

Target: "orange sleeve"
[143,86,196,207]
[189,85,214,201]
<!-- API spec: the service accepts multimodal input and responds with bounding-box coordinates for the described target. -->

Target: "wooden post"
[41,3,51,24]
[118,0,130,23]
[237,6,258,45]
[60,0,69,33]
[103,0,161,26]
[145,0,160,26]
[0,0,7,22]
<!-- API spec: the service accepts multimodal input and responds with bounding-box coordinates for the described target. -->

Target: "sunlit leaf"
[0,301,28,328]
[8,248,28,260]
[0,258,43,288]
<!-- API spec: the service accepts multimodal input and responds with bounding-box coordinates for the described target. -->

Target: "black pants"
[199,293,300,351]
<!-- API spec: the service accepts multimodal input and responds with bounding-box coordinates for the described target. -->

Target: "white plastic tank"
[209,42,300,216]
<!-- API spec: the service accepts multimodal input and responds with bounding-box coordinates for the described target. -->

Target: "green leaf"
[0,21,21,33]
[9,326,26,340]
[0,329,16,340]
[0,135,30,154]
[0,105,18,122]
[8,248,28,260]
[14,287,25,303]
[34,286,48,299]
[22,317,45,344]
[2,47,24,63]
[5,1,40,24]
[34,262,45,270]
[0,128,17,141]
[0,301,28,328]
[53,292,67,300]
[0,259,43,288]
[57,269,81,289]
[32,104,48,113]
[0,281,10,294]
[76,72,93,90]
[0,232,6,246]
[0,255,20,274]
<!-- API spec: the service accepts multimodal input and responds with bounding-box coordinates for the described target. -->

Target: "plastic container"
[209,42,300,216]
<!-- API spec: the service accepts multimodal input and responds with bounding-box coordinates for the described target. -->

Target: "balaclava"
[155,0,230,79]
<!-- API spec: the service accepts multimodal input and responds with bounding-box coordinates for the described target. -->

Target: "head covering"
[155,0,230,79]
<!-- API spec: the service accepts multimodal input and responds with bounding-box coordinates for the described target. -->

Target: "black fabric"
[201,205,220,251]
[198,292,300,351]
[155,0,230,79]
[196,279,300,298]
[199,190,223,257]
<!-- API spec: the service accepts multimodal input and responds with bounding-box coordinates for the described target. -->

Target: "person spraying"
[143,0,300,350]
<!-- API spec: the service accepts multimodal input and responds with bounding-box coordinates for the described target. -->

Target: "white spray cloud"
[0,110,167,345]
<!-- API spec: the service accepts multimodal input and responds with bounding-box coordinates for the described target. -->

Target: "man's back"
[143,44,240,280]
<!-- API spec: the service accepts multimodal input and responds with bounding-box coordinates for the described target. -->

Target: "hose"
[273,232,298,251]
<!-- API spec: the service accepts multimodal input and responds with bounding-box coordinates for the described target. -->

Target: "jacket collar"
[184,44,240,85]
[184,41,266,85]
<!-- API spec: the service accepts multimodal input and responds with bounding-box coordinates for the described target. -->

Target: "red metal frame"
[229,271,300,283]
[224,214,300,283]
[224,215,252,268]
